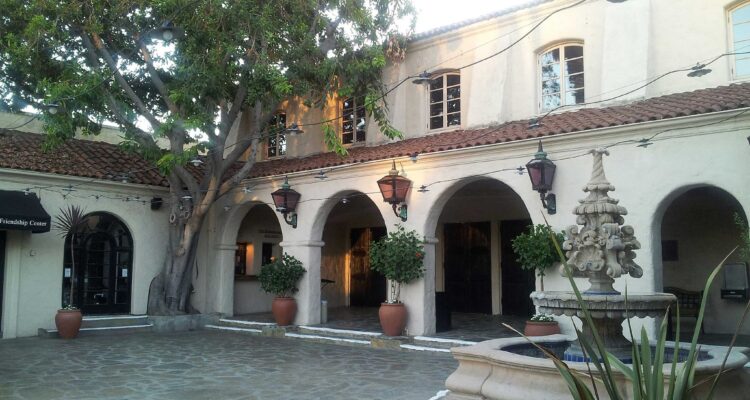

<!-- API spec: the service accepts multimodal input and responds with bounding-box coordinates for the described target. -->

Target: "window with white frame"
[540,44,584,111]
[730,3,750,78]
[266,112,286,158]
[428,73,461,130]
[342,96,366,144]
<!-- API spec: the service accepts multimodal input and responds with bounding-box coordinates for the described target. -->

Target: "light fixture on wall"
[45,102,61,115]
[285,123,304,135]
[315,170,328,180]
[409,152,419,163]
[687,63,712,78]
[377,160,411,221]
[155,20,185,41]
[525,140,557,214]
[189,157,203,167]
[411,71,431,85]
[271,176,300,228]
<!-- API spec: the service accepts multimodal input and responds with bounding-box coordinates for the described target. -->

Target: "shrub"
[369,224,425,303]
[258,253,306,297]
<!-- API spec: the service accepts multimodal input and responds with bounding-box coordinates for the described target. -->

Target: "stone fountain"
[444,149,749,400]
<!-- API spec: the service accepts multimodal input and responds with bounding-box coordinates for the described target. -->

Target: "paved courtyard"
[0,330,457,400]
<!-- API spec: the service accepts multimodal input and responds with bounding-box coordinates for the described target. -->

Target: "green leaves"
[369,224,425,302]
[511,224,565,277]
[258,253,306,297]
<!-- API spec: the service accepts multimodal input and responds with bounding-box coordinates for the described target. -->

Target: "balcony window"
[429,73,461,130]
[540,44,584,111]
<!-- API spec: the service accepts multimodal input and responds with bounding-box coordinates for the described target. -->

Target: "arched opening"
[232,203,284,316]
[62,212,133,315]
[431,178,533,340]
[318,191,387,331]
[659,186,750,339]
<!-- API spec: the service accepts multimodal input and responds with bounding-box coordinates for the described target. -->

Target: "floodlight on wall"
[156,20,185,41]
[412,71,431,85]
[285,123,304,135]
[528,118,542,129]
[525,141,557,214]
[376,160,411,221]
[45,102,61,115]
[687,63,712,77]
[190,158,204,167]
[271,176,301,228]
[409,152,419,163]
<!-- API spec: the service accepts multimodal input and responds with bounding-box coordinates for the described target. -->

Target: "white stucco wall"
[0,170,169,338]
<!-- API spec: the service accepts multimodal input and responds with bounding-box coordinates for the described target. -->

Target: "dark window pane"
[566,73,584,90]
[430,89,443,103]
[343,98,353,109]
[430,116,443,130]
[342,132,353,144]
[565,58,584,75]
[430,102,443,117]
[447,113,460,126]
[447,86,460,100]
[343,121,353,132]
[278,134,286,155]
[429,78,443,90]
[564,45,583,60]
[542,78,560,94]
[540,48,559,65]
[356,128,366,143]
[542,63,560,79]
[446,74,460,86]
[565,89,585,105]
[356,107,366,119]
[447,99,460,113]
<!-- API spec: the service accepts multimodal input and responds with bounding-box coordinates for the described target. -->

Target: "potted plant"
[258,253,306,326]
[511,224,564,335]
[53,205,88,339]
[523,313,561,336]
[369,224,425,336]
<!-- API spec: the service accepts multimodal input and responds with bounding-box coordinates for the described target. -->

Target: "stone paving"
[0,330,457,400]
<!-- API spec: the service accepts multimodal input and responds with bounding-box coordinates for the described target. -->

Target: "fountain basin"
[444,335,750,400]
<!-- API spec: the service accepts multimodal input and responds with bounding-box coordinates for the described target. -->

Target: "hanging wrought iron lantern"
[377,161,411,221]
[271,176,301,228]
[525,140,557,214]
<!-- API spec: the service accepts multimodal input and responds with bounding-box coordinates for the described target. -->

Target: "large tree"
[0,0,413,314]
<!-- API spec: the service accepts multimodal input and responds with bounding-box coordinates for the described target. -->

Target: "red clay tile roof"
[1,82,749,185]
[245,82,750,178]
[0,130,168,187]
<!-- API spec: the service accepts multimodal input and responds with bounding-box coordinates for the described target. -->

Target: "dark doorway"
[349,227,387,307]
[0,231,5,327]
[63,213,132,314]
[501,219,535,317]
[444,222,492,314]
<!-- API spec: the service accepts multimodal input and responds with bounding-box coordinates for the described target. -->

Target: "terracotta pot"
[55,309,83,339]
[271,297,297,326]
[523,320,561,336]
[379,302,407,336]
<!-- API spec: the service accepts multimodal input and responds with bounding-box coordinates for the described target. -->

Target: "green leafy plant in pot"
[369,225,425,336]
[53,205,89,339]
[259,253,306,326]
[511,224,564,336]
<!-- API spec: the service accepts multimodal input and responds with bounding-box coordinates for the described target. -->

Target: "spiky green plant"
[54,205,88,309]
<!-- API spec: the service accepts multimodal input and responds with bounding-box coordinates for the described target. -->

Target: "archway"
[231,203,284,316]
[659,186,750,338]
[317,191,387,331]
[429,178,533,338]
[62,212,133,315]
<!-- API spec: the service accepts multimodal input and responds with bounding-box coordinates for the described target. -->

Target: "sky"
[411,0,535,34]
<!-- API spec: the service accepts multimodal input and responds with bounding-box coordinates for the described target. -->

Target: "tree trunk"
[147,210,206,315]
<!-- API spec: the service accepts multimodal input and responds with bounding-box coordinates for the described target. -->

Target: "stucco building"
[2,0,749,339]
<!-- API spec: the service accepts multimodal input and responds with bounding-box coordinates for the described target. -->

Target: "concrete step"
[39,323,153,338]
[205,324,263,336]
[284,332,371,347]
[298,326,382,341]
[399,344,452,354]
[412,336,477,350]
[81,315,149,329]
[217,318,278,330]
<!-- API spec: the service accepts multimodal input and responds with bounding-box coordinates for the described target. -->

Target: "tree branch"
[87,32,162,130]
[138,39,179,115]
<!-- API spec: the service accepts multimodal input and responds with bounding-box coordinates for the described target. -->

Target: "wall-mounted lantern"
[525,140,557,214]
[377,161,411,221]
[271,176,300,228]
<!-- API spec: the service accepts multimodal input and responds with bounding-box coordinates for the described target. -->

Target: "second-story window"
[429,73,461,130]
[540,44,584,111]
[266,112,286,158]
[730,2,750,78]
[342,96,366,144]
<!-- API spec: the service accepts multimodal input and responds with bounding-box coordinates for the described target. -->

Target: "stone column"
[209,243,237,316]
[1,231,23,339]
[280,240,324,326]
[400,236,437,336]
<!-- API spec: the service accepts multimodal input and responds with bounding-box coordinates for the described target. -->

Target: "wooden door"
[349,227,387,307]
[501,219,535,317]
[443,222,492,314]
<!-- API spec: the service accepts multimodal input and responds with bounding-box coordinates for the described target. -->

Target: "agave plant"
[54,205,88,309]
